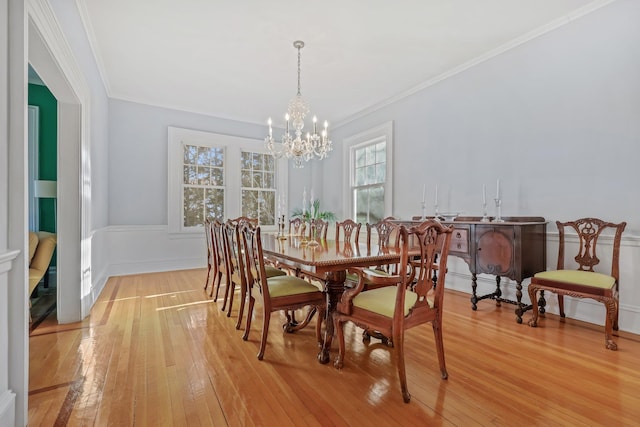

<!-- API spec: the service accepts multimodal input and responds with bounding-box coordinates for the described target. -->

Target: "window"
[241,151,276,225]
[343,122,393,224]
[168,127,287,235]
[182,144,225,227]
[353,141,386,224]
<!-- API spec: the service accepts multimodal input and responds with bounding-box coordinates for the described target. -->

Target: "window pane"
[212,149,224,167]
[205,188,224,220]
[252,172,262,187]
[369,185,385,223]
[267,172,276,189]
[365,145,375,164]
[355,147,365,167]
[354,188,369,224]
[184,165,197,184]
[252,152,263,169]
[241,169,251,187]
[184,145,197,164]
[375,164,386,183]
[241,151,252,169]
[260,191,275,225]
[264,155,275,171]
[211,167,224,186]
[197,146,211,165]
[198,166,210,185]
[366,165,376,184]
[242,189,259,218]
[183,187,204,227]
[355,167,366,186]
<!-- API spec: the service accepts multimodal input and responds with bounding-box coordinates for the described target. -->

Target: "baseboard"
[0,390,16,427]
[108,257,204,277]
[444,268,640,335]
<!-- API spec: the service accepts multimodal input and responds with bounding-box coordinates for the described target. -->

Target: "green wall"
[28,83,57,234]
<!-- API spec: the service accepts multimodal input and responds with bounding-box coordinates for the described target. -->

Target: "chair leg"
[528,286,539,327]
[558,294,565,318]
[204,264,212,291]
[604,298,618,351]
[315,304,323,347]
[394,328,410,403]
[235,281,246,330]
[211,271,221,299]
[225,281,235,317]
[257,310,270,360]
[242,296,255,341]
[432,318,448,381]
[333,315,346,369]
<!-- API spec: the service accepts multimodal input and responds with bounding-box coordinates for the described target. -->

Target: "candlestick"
[493,198,505,223]
[496,179,500,199]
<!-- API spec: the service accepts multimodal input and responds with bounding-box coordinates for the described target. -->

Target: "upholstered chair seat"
[533,270,616,292]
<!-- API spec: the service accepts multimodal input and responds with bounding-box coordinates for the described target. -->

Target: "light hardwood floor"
[29,269,640,426]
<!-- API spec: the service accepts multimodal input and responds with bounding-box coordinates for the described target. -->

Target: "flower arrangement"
[290,188,335,223]
[291,199,336,223]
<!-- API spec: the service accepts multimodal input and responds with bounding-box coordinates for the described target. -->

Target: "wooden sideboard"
[399,216,547,323]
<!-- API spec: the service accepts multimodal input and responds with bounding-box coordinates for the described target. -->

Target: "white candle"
[496,179,500,199]
[310,188,314,204]
[302,187,307,214]
[268,118,272,138]
[434,185,439,205]
[483,184,486,204]
[422,184,426,204]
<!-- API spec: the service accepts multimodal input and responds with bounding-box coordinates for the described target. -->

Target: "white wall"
[322,0,640,332]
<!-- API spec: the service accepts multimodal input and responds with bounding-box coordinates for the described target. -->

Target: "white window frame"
[168,126,288,235]
[343,121,393,222]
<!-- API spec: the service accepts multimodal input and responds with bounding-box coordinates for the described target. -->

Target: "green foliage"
[291,199,336,223]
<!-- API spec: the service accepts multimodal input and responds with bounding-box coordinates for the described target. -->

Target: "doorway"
[27,68,58,330]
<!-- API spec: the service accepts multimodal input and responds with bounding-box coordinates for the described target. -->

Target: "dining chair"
[308,218,329,241]
[288,217,306,237]
[222,217,286,329]
[335,218,361,244]
[528,217,627,350]
[333,220,454,402]
[240,223,326,360]
[220,220,248,327]
[210,219,226,300]
[203,219,214,292]
[366,216,398,254]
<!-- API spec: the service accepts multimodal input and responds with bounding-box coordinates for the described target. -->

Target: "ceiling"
[77,0,606,128]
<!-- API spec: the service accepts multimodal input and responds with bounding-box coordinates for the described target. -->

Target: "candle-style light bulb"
[285,113,290,135]
[268,117,273,137]
[313,116,317,135]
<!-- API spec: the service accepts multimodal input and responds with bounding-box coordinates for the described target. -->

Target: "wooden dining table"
[261,233,404,364]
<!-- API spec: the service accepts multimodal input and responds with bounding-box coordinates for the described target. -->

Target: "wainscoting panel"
[105,225,205,277]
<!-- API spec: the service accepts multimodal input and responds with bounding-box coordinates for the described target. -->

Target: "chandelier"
[265,40,332,168]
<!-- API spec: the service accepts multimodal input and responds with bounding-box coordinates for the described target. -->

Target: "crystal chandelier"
[265,40,332,168]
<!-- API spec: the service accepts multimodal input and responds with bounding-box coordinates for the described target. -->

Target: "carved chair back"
[288,218,306,237]
[335,219,361,244]
[557,218,626,282]
[308,218,329,240]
